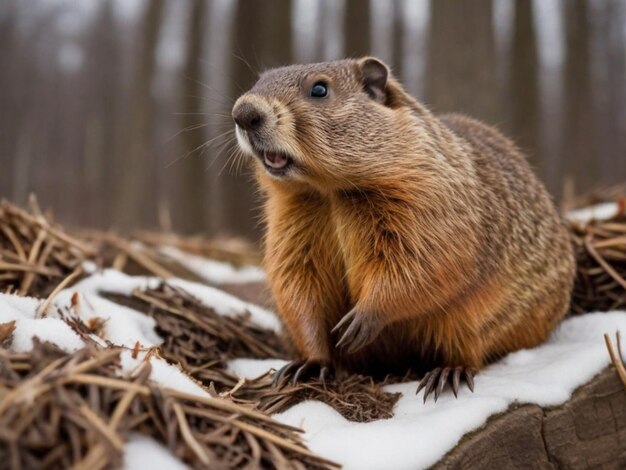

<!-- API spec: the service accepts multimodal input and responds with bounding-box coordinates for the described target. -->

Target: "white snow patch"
[0,293,84,352]
[120,350,210,398]
[0,269,280,352]
[54,290,162,348]
[274,311,626,470]
[167,278,281,332]
[227,358,289,380]
[567,202,620,223]
[124,434,188,470]
[160,246,266,285]
[70,269,160,297]
[67,269,281,332]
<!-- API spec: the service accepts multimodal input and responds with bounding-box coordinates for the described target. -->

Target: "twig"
[37,266,83,317]
[604,332,626,388]
[584,235,626,290]
[173,402,212,465]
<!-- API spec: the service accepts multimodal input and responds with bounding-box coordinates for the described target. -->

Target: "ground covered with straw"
[1,192,626,469]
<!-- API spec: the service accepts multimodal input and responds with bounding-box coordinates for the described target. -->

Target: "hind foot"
[272,359,334,387]
[415,366,476,403]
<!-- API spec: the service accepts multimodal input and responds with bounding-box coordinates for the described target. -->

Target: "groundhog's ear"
[358,57,389,104]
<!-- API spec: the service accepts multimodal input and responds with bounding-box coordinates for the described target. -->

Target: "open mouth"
[235,127,295,177]
[263,151,290,170]
[257,149,294,176]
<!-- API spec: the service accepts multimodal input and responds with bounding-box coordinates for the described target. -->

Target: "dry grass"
[2,190,626,467]
[569,199,626,313]
[0,340,336,469]
[0,198,401,468]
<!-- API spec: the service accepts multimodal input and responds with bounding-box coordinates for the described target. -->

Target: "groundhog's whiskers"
[221,144,248,176]
[166,128,235,169]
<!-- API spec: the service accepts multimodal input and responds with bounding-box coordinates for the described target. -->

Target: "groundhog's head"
[232,57,421,191]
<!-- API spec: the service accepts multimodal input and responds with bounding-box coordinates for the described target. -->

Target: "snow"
[273,311,626,470]
[160,245,266,285]
[66,269,281,332]
[54,290,163,348]
[124,434,188,470]
[0,293,84,352]
[2,257,625,468]
[227,358,289,379]
[566,202,620,223]
[167,278,281,332]
[119,350,210,398]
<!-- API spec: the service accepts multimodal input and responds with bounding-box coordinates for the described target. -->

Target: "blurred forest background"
[1,0,625,241]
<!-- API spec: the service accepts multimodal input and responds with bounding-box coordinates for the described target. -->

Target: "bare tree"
[179,0,209,234]
[82,0,120,225]
[562,0,594,194]
[114,0,164,230]
[426,0,499,124]
[510,0,539,167]
[344,0,371,57]
[0,0,18,198]
[391,0,405,80]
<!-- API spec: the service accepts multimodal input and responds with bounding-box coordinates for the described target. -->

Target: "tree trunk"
[391,0,405,81]
[114,0,164,230]
[179,0,209,234]
[344,0,370,57]
[84,0,120,227]
[562,0,594,196]
[426,0,499,124]
[510,0,539,168]
[435,368,626,468]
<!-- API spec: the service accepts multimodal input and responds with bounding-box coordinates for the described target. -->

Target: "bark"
[436,367,626,468]
[426,0,499,124]
[179,0,209,234]
[510,0,539,168]
[344,0,371,57]
[114,0,164,230]
[391,0,404,80]
[84,0,120,226]
[562,0,594,196]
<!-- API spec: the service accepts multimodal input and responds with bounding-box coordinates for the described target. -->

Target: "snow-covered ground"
[160,245,266,285]
[1,261,625,469]
[566,201,621,224]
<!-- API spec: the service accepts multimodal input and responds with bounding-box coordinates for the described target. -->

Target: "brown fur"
[232,58,575,376]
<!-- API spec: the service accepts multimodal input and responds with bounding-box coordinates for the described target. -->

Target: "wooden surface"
[436,367,626,469]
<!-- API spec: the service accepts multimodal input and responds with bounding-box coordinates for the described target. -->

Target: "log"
[436,367,626,469]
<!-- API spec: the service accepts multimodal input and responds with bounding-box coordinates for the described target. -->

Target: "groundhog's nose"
[232,102,264,132]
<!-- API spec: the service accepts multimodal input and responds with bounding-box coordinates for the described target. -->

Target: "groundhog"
[231,57,575,402]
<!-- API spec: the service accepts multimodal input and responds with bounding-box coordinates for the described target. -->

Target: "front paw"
[272,359,334,387]
[331,307,384,354]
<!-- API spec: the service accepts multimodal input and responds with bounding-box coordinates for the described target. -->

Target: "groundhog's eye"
[310,81,328,98]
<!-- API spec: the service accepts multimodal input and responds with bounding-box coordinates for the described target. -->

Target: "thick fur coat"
[232,58,575,377]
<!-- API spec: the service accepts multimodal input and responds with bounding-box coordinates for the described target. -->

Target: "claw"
[273,361,300,387]
[415,370,432,396]
[334,310,358,349]
[331,310,354,334]
[332,308,382,354]
[292,362,310,385]
[319,366,331,386]
[464,368,475,392]
[422,367,441,403]
[417,366,477,402]
[335,325,354,349]
[273,359,333,387]
[434,367,451,402]
[451,367,462,397]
